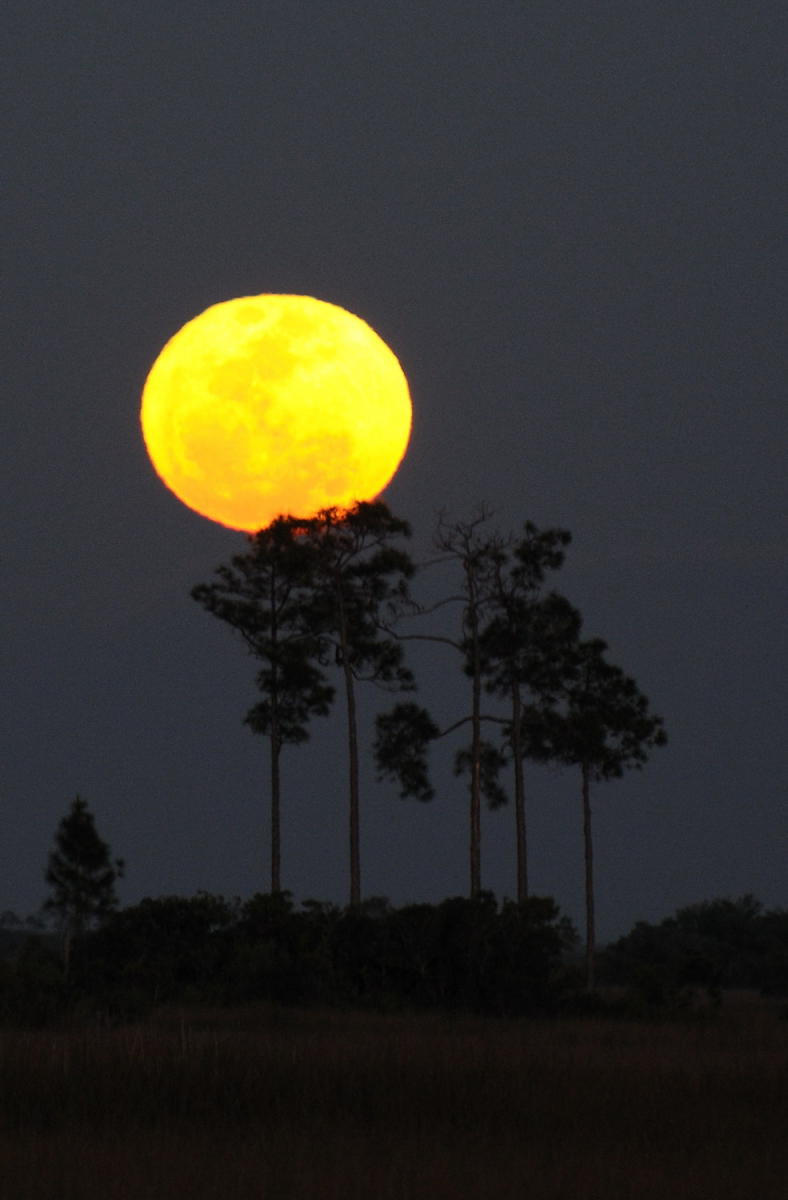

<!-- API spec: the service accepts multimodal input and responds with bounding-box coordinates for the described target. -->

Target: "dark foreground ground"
[1,994,786,1200]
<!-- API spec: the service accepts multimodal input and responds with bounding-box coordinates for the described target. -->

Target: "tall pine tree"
[533,638,667,989]
[476,522,579,900]
[298,501,417,906]
[192,517,333,892]
[375,509,511,899]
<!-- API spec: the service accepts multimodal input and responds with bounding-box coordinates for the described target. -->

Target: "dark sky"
[4,0,786,942]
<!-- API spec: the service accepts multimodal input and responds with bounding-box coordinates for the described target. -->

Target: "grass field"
[1,997,787,1199]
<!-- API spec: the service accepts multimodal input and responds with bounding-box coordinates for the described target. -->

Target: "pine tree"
[533,638,667,989]
[192,517,333,892]
[434,511,507,898]
[44,795,124,974]
[299,501,417,906]
[375,509,510,899]
[476,522,579,900]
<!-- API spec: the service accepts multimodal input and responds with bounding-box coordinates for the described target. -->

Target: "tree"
[602,894,776,1005]
[476,522,579,901]
[44,796,124,976]
[298,500,417,905]
[533,638,667,990]
[435,511,507,898]
[375,508,510,899]
[192,517,334,892]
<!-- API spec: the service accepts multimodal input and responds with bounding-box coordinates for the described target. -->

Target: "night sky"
[4,1,786,942]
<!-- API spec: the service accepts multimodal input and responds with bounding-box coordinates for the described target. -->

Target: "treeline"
[600,894,788,1004]
[191,501,667,988]
[3,777,787,1026]
[3,890,788,1029]
[0,891,576,1026]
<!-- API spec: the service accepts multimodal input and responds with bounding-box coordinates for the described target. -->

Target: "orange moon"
[140,294,412,532]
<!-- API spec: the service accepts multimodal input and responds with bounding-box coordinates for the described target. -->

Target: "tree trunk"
[270,735,281,893]
[510,683,528,902]
[468,576,482,900]
[269,570,281,894]
[470,689,481,899]
[582,761,595,991]
[336,585,361,907]
[344,657,360,906]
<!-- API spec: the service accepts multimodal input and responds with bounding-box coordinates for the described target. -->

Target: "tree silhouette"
[192,517,334,892]
[375,509,511,899]
[298,501,417,906]
[44,795,124,976]
[435,512,507,899]
[476,522,579,900]
[532,638,667,989]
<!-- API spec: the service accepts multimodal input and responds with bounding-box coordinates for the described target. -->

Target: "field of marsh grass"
[2,997,787,1200]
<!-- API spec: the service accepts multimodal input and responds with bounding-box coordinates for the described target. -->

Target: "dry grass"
[1,999,787,1199]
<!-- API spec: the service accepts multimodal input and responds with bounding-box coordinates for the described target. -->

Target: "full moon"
[140,294,412,532]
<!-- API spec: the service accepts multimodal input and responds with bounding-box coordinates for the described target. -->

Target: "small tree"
[44,796,124,975]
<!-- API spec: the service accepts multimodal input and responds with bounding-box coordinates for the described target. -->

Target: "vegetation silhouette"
[372,508,665,959]
[192,518,334,891]
[475,521,579,902]
[375,509,536,896]
[3,888,788,1030]
[293,501,419,905]
[601,894,788,1008]
[6,503,676,1021]
[522,638,667,989]
[43,796,124,978]
[2,889,577,1024]
[194,500,419,906]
